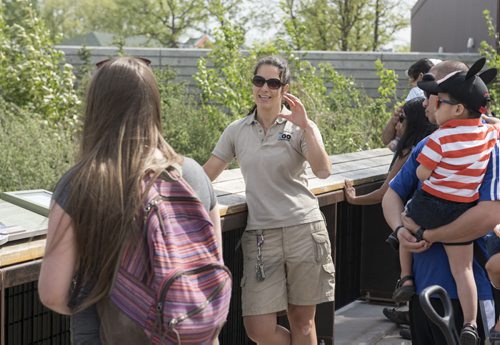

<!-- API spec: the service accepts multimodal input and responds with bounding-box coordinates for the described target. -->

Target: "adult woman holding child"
[203,56,334,344]
[38,57,224,344]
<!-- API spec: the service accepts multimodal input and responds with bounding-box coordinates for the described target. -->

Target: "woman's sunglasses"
[95,57,152,68]
[252,76,283,90]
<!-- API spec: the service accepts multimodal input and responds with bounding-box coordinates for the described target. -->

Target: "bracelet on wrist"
[414,227,426,241]
[394,225,404,236]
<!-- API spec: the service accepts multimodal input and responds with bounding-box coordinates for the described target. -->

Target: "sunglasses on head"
[95,57,152,68]
[252,75,283,90]
[436,97,460,109]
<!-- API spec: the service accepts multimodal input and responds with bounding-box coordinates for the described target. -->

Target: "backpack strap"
[161,162,183,181]
[169,162,183,177]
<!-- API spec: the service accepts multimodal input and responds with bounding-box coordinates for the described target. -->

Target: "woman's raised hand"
[279,93,310,129]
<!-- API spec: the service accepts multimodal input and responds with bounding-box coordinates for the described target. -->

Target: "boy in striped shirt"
[393,58,498,345]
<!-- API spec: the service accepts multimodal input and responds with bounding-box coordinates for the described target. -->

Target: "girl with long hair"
[39,57,222,344]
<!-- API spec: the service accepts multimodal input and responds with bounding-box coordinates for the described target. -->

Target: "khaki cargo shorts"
[240,220,335,316]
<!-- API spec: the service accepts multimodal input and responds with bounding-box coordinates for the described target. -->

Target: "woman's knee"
[287,305,316,334]
[243,314,277,342]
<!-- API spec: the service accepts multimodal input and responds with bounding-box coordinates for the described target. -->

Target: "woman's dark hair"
[395,97,437,159]
[248,56,290,115]
[253,56,290,84]
[406,59,434,80]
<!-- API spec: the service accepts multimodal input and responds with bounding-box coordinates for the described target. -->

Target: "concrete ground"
[334,300,412,345]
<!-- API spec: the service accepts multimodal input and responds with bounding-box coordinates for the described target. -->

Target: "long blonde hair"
[59,57,180,310]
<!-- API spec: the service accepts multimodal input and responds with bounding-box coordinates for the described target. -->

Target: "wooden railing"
[0,148,397,345]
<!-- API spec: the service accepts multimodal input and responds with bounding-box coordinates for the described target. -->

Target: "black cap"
[417,57,497,114]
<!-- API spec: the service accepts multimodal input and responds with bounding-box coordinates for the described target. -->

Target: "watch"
[414,227,426,241]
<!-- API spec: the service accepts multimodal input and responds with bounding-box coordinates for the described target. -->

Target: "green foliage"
[278,0,409,51]
[289,57,397,153]
[156,67,216,163]
[39,0,121,43]
[0,0,80,128]
[479,9,500,114]
[112,0,209,47]
[195,19,398,155]
[0,96,75,192]
[194,21,254,135]
[0,1,401,193]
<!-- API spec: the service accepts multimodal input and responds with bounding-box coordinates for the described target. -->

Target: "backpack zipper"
[155,264,231,335]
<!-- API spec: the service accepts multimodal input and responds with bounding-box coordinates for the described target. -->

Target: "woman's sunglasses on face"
[252,75,283,90]
[436,97,460,109]
[95,57,152,68]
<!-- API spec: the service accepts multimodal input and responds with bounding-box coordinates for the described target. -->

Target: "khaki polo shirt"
[213,112,324,230]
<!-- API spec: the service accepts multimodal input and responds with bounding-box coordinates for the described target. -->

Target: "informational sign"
[0,190,52,217]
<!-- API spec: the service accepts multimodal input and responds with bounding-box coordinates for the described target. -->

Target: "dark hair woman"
[344,97,437,205]
[203,55,334,344]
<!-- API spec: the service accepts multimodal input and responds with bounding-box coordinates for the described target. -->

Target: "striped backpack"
[110,169,232,344]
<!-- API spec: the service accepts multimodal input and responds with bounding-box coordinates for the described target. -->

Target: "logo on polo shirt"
[278,132,292,141]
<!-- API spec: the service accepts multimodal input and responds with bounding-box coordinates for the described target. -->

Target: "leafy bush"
[156,67,218,163]
[0,0,80,129]
[480,9,500,114]
[195,21,398,156]
[0,0,400,193]
[194,22,254,134]
[0,96,75,192]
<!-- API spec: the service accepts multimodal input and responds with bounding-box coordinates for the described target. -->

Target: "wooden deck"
[0,147,394,345]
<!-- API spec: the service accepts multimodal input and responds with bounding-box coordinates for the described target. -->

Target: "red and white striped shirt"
[417,118,499,203]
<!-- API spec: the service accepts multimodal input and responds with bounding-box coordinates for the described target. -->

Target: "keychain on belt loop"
[256,230,266,281]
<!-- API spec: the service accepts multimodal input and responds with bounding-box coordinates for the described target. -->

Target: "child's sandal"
[460,323,479,345]
[490,328,500,345]
[392,275,415,303]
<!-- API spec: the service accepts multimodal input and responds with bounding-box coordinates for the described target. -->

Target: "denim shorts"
[406,189,475,229]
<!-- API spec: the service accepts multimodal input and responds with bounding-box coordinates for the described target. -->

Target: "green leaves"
[0,96,76,192]
[0,0,80,130]
[194,20,397,157]
[0,0,401,194]
[278,0,409,52]
[479,10,500,115]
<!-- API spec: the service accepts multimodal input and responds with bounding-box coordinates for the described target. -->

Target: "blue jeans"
[70,304,101,345]
[486,232,500,257]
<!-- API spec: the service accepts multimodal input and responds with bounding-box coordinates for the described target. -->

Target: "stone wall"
[58,46,480,98]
